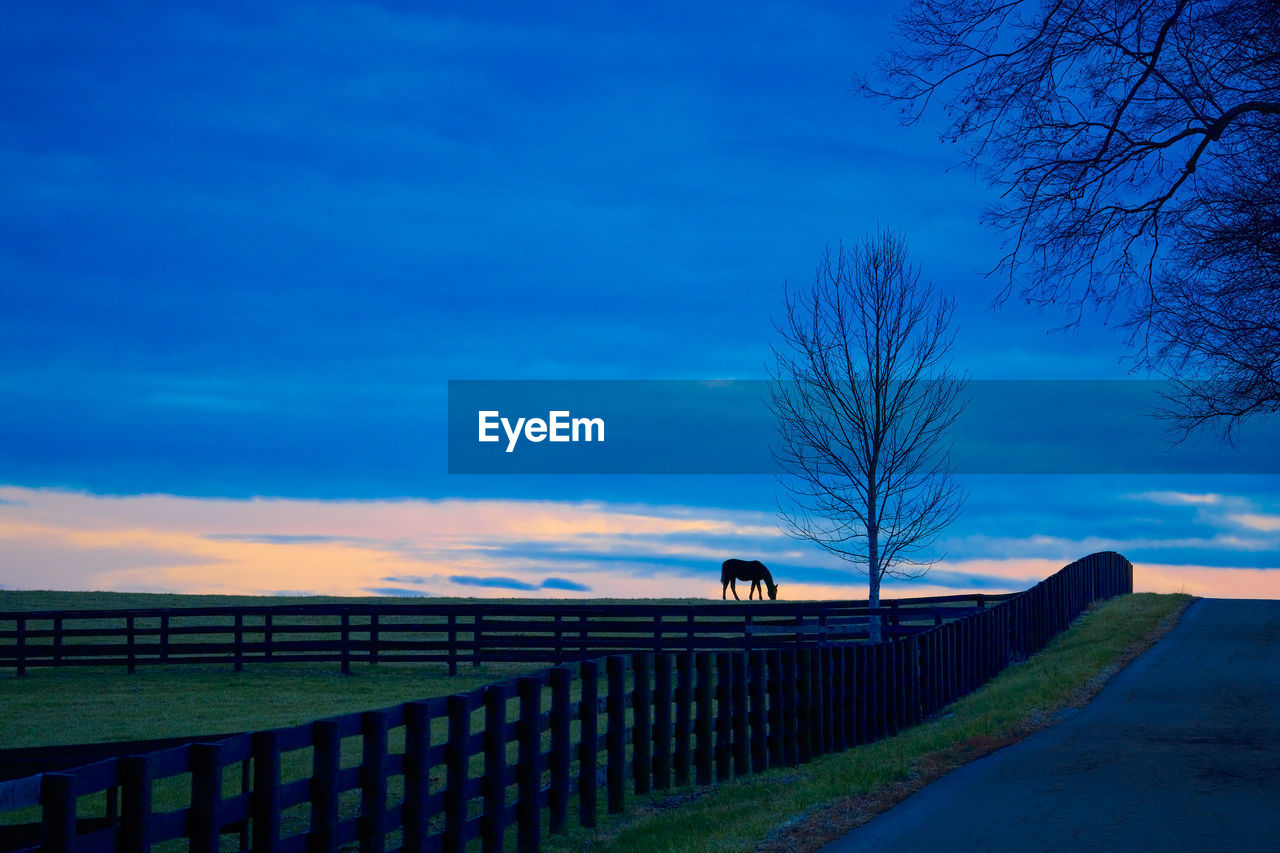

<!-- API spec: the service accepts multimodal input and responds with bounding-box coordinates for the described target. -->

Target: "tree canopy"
[869,0,1280,438]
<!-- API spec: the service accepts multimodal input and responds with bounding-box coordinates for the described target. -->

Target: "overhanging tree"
[769,231,966,634]
[867,0,1280,440]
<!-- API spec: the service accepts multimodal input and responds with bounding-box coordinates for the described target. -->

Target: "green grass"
[0,588,701,747]
[542,592,1192,853]
[0,662,542,748]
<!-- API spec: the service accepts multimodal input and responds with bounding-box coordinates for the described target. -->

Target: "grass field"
[539,592,1192,853]
[0,588,734,747]
[0,587,968,748]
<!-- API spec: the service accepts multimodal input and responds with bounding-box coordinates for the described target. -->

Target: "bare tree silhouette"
[769,231,966,637]
[867,0,1280,440]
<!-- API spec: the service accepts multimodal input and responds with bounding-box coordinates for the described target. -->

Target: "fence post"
[633,653,653,795]
[554,614,564,663]
[896,637,906,732]
[251,731,281,853]
[444,694,472,853]
[127,615,136,674]
[605,656,627,814]
[403,702,430,853]
[52,616,63,665]
[362,711,388,853]
[369,611,379,666]
[190,743,223,853]
[653,653,673,790]
[767,649,784,766]
[674,652,693,786]
[262,613,271,662]
[843,645,857,747]
[483,684,509,853]
[830,644,845,753]
[694,652,714,784]
[42,772,77,853]
[15,616,25,676]
[579,660,599,827]
[120,754,153,853]
[821,646,834,755]
[749,649,768,772]
[234,612,244,673]
[473,613,484,669]
[732,652,749,776]
[795,647,811,762]
[714,652,732,781]
[340,611,351,675]
[312,721,341,853]
[868,643,885,741]
[548,667,571,834]
[782,648,799,765]
[517,677,542,852]
[812,646,827,756]
[447,613,458,676]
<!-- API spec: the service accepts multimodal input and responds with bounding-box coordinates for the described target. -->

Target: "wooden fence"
[1,594,1015,676]
[0,551,1132,853]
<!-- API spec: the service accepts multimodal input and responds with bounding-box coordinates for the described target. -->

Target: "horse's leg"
[731,579,740,600]
[751,580,762,600]
[722,579,728,600]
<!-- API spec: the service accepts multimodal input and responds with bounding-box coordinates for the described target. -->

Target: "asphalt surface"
[817,598,1280,852]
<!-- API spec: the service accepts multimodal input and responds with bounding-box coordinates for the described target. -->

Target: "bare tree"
[866,0,1280,440]
[769,231,966,633]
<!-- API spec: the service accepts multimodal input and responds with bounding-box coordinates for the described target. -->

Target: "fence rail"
[0,551,1133,853]
[1,593,1015,676]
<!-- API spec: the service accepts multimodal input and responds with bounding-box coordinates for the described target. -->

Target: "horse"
[720,558,779,600]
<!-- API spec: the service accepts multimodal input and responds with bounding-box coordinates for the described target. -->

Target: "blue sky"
[1,1,1276,599]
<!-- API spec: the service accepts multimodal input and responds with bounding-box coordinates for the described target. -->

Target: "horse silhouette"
[720,558,779,600]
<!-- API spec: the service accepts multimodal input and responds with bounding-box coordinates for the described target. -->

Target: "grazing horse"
[720,558,779,600]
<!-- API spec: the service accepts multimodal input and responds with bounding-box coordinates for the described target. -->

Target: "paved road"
[818,598,1280,852]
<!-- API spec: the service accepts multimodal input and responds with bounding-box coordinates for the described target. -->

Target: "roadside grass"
[543,592,1192,853]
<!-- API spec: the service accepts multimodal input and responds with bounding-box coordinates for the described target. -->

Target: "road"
[817,598,1280,852]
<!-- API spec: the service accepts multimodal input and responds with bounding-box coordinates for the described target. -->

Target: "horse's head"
[767,583,779,600]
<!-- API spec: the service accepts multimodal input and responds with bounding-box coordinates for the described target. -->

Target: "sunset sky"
[2,1,1277,601]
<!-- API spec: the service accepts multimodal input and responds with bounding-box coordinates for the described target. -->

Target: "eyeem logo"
[478,410,605,452]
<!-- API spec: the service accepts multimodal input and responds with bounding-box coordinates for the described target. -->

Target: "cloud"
[450,575,538,591]
[1227,513,1280,533]
[363,587,431,597]
[1125,491,1226,506]
[205,533,356,545]
[539,577,591,592]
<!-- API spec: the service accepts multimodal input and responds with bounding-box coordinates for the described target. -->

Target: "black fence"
[2,594,1017,676]
[0,551,1133,853]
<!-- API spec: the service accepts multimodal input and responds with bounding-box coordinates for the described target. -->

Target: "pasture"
[0,589,698,748]
[0,555,1145,852]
